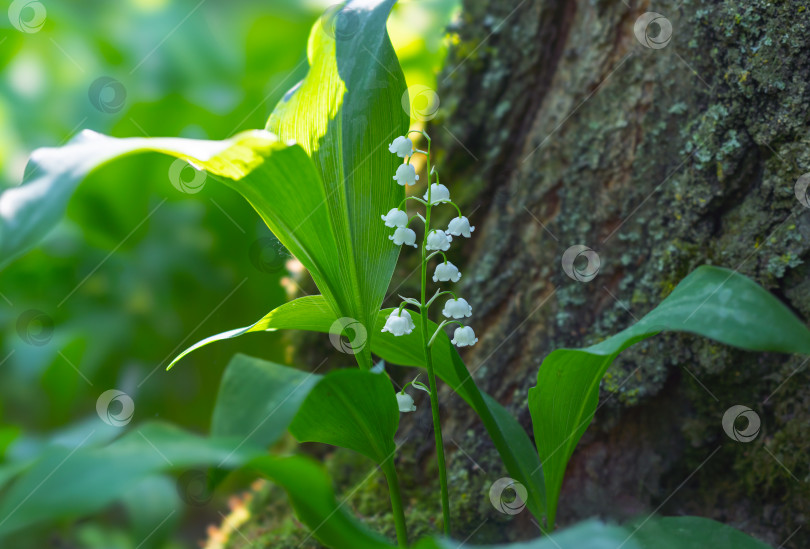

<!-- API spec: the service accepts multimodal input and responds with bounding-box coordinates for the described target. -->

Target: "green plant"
[0,1,807,548]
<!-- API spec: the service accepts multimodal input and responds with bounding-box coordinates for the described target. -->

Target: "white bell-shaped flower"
[388,136,413,158]
[447,216,475,238]
[433,261,461,283]
[396,392,416,412]
[423,183,450,204]
[451,325,478,347]
[381,309,416,336]
[426,229,453,251]
[393,164,419,186]
[389,227,417,247]
[381,208,408,228]
[442,297,472,319]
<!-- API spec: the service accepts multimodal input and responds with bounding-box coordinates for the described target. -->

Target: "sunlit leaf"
[528,265,810,527]
[267,0,410,368]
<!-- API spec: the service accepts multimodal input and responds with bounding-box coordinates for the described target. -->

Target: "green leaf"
[211,353,321,448]
[267,0,410,368]
[413,516,770,549]
[529,265,810,527]
[169,295,546,520]
[290,369,398,464]
[0,422,260,537]
[250,454,396,549]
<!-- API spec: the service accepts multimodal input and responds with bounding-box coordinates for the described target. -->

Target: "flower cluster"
[381,132,478,352]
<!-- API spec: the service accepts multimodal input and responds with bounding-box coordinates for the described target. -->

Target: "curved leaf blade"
[529,265,810,527]
[267,0,409,368]
[290,369,398,465]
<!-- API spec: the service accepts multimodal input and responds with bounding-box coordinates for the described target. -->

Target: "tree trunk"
[425,0,810,546]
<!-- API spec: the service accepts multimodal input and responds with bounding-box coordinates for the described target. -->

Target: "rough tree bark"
[218,1,810,547]
[424,0,810,546]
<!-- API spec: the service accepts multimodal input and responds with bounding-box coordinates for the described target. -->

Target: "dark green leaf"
[529,265,810,527]
[290,369,398,464]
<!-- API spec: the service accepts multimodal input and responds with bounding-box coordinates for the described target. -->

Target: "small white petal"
[381,208,409,228]
[381,309,416,336]
[447,216,475,238]
[389,227,418,247]
[442,298,473,319]
[432,261,462,283]
[451,326,478,347]
[426,229,453,251]
[396,392,416,412]
[393,164,419,186]
[423,183,451,204]
[388,136,413,158]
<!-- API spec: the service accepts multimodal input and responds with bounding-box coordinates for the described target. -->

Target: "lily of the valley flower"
[390,227,418,247]
[381,208,408,228]
[394,163,419,186]
[442,297,472,319]
[423,183,450,204]
[426,229,453,251]
[451,325,478,347]
[433,261,461,283]
[396,391,416,412]
[382,309,416,336]
[447,216,475,238]
[388,136,413,158]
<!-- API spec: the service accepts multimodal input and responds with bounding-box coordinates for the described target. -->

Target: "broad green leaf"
[529,265,810,527]
[251,454,396,549]
[290,369,398,464]
[414,516,769,549]
[169,295,546,520]
[0,422,260,537]
[267,0,410,368]
[211,353,321,448]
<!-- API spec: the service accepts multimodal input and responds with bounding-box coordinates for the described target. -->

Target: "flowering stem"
[419,134,451,536]
[381,456,408,547]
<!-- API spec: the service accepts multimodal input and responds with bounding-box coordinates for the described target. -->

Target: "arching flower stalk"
[382,130,477,536]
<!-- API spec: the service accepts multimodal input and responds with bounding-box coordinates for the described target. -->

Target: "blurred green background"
[0,0,456,546]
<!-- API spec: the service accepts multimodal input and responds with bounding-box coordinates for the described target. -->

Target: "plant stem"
[381,456,408,547]
[419,136,451,536]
